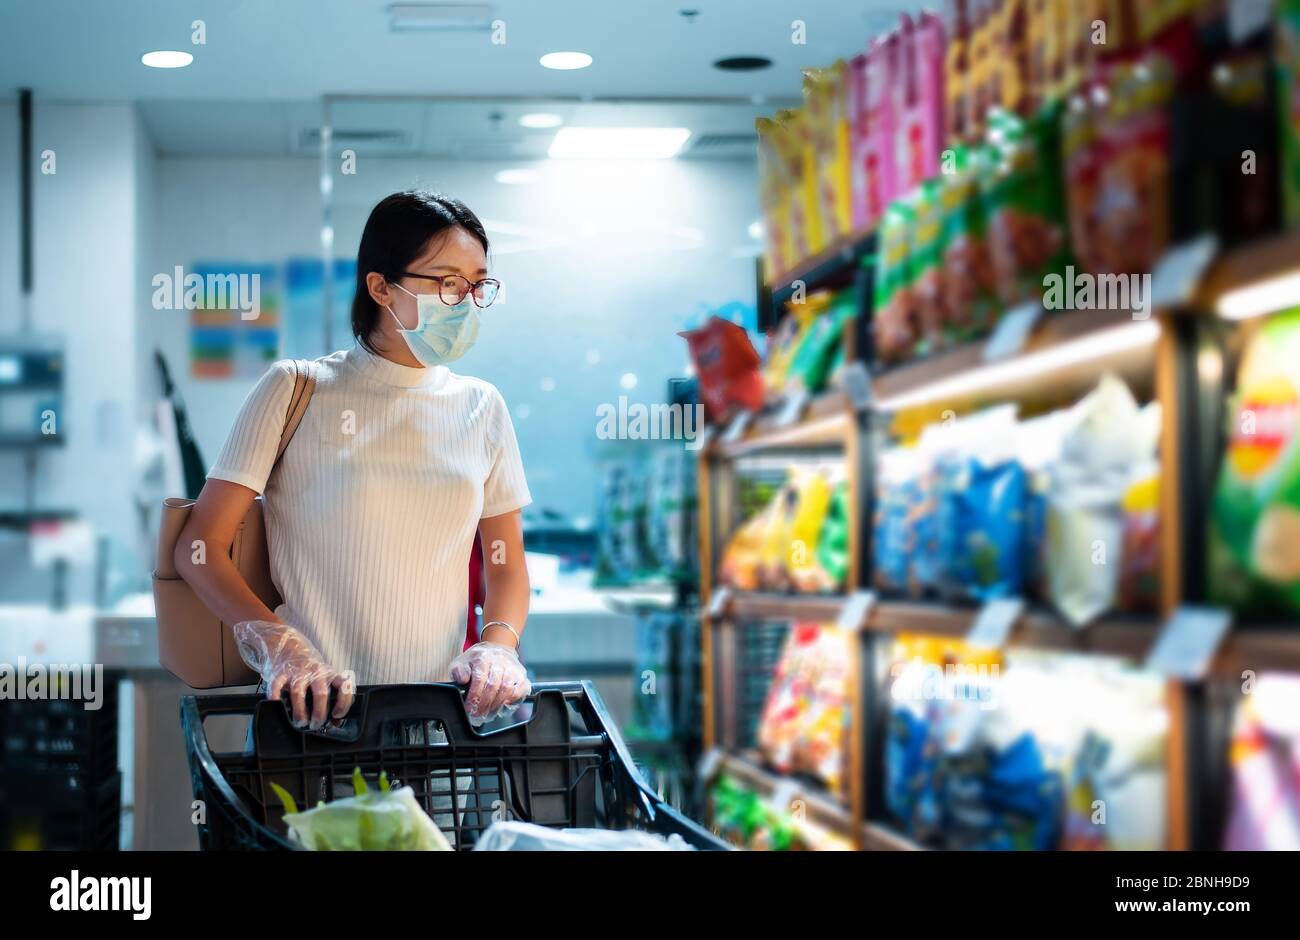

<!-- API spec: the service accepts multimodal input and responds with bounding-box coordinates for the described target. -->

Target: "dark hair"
[351,191,489,352]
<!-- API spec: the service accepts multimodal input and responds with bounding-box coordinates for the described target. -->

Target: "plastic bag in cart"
[472,821,696,851]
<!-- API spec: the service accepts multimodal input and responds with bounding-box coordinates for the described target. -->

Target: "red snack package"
[678,316,766,424]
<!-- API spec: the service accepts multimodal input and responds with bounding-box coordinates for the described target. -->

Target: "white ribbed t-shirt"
[207,344,532,685]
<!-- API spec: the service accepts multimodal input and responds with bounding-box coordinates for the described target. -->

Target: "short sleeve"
[206,360,297,495]
[482,387,533,518]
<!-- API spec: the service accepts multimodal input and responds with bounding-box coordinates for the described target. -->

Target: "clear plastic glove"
[449,642,530,726]
[233,620,355,730]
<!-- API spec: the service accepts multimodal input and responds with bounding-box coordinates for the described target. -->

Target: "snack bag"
[873,200,920,364]
[993,0,1031,115]
[678,316,765,424]
[756,117,795,278]
[803,62,854,243]
[982,104,1069,308]
[1209,309,1300,617]
[816,481,851,591]
[1119,467,1161,614]
[1017,409,1072,602]
[1062,91,1104,276]
[785,290,856,395]
[865,31,903,213]
[945,0,972,144]
[758,623,852,796]
[874,446,918,593]
[1278,0,1300,227]
[1046,375,1155,627]
[1092,54,1175,277]
[787,469,834,593]
[911,179,950,355]
[774,109,814,266]
[847,53,882,231]
[896,12,947,192]
[938,145,998,341]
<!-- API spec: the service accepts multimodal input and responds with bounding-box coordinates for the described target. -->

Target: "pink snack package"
[847,53,877,232]
[896,12,947,193]
[863,31,901,220]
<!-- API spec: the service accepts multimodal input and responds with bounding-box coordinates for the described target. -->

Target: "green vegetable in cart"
[270,767,453,851]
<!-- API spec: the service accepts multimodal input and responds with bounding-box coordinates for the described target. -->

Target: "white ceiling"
[0,0,913,101]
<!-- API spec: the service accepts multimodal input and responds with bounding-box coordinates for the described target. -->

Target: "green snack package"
[1209,309,1300,617]
[1280,0,1300,226]
[270,767,453,851]
[816,481,851,589]
[910,178,949,356]
[939,144,998,342]
[982,103,1069,310]
[786,289,857,394]
[873,200,919,364]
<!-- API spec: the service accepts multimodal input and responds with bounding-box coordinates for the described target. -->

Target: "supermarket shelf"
[726,591,850,624]
[767,229,876,302]
[871,305,1158,411]
[861,823,927,852]
[715,750,856,841]
[866,601,1155,662]
[1197,228,1300,313]
[713,389,857,458]
[1213,626,1300,677]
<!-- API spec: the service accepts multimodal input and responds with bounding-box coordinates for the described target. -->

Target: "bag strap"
[273,359,317,463]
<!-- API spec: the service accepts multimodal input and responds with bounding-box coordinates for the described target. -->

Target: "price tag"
[1229,0,1273,44]
[769,779,800,815]
[841,361,873,411]
[966,597,1025,651]
[720,410,752,444]
[706,585,732,620]
[983,302,1042,362]
[1145,606,1233,680]
[836,590,877,633]
[775,388,809,427]
[697,748,725,783]
[1149,234,1219,314]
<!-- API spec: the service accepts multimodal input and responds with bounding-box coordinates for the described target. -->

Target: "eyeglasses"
[399,272,501,308]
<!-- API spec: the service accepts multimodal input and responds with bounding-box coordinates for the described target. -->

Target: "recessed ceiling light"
[620,372,638,390]
[141,50,193,69]
[495,168,539,185]
[519,112,563,129]
[388,3,493,31]
[548,127,691,159]
[713,56,772,72]
[540,51,592,70]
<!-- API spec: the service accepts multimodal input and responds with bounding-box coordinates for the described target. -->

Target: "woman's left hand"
[449,641,531,725]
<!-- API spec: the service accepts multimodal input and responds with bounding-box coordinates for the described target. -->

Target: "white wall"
[0,103,148,603]
[147,155,760,521]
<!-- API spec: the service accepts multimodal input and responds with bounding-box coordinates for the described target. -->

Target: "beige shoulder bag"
[153,359,317,688]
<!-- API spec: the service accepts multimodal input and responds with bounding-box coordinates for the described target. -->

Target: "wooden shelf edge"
[727,591,849,623]
[862,823,927,852]
[871,305,1156,408]
[713,390,857,458]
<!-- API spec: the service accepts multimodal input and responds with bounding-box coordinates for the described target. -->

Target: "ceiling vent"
[684,132,758,158]
[388,3,494,32]
[296,128,414,155]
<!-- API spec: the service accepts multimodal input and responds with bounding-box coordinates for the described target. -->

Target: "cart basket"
[181,680,727,850]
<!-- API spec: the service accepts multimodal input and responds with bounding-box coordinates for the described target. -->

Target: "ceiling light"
[1217,269,1300,321]
[388,3,493,31]
[874,321,1160,412]
[495,168,539,185]
[548,127,691,159]
[141,51,193,69]
[540,51,593,70]
[620,372,638,390]
[519,112,563,129]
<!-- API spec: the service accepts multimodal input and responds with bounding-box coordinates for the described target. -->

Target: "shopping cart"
[181,680,728,850]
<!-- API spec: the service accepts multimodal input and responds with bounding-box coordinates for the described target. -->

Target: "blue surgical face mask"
[387,282,480,366]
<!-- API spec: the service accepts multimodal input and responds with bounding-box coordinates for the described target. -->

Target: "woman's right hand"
[232,620,355,730]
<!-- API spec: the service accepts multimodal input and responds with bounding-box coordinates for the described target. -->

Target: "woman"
[175,192,532,731]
